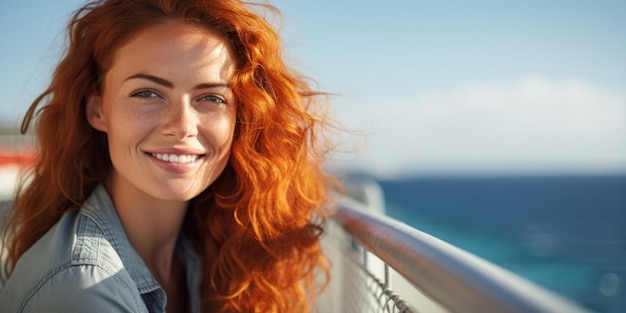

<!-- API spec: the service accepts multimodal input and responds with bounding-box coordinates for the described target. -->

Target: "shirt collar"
[81,184,161,294]
[81,184,203,311]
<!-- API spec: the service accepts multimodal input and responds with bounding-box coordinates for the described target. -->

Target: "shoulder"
[0,264,146,313]
[0,210,145,313]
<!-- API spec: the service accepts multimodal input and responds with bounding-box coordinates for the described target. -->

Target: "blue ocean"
[376,175,626,313]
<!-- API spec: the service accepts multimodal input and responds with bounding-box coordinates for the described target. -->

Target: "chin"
[150,183,207,203]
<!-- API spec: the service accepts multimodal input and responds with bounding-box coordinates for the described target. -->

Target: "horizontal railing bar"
[334,196,592,313]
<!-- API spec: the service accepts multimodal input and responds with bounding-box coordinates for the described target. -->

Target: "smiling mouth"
[150,153,202,163]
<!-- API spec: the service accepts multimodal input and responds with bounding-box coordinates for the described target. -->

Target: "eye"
[131,89,161,98]
[199,94,226,104]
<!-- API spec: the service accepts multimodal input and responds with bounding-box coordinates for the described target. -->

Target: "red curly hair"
[2,0,337,312]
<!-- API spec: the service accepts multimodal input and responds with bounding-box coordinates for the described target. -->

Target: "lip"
[144,147,206,174]
[146,147,207,156]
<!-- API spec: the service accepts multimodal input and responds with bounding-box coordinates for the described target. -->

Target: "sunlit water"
[379,175,626,313]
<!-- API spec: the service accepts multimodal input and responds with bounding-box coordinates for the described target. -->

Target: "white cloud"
[334,76,626,177]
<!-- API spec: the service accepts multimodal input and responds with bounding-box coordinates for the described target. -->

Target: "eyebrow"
[124,73,231,90]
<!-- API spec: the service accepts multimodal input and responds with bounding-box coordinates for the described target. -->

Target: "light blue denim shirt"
[0,184,202,313]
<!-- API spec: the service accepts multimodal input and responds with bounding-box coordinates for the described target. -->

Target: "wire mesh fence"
[341,240,416,313]
[319,211,418,313]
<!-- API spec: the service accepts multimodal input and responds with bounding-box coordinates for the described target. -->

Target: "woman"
[0,0,337,312]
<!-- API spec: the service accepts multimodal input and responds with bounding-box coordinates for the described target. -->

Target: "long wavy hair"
[2,0,338,312]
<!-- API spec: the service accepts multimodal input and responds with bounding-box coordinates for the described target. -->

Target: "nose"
[162,99,198,140]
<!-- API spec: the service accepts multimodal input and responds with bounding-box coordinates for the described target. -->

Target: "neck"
[105,176,189,286]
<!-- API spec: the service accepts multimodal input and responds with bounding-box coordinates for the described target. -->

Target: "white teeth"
[151,153,199,163]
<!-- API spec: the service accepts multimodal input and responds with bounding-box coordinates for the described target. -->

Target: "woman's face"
[87,21,237,203]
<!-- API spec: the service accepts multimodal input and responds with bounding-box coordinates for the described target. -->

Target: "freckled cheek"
[199,115,237,149]
[106,105,160,151]
[105,93,156,128]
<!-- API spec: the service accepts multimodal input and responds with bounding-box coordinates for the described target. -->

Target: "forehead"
[105,21,236,82]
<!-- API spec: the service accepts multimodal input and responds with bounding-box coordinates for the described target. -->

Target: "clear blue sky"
[1,0,625,177]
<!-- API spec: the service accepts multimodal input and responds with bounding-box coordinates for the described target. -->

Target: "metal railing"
[320,178,593,313]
